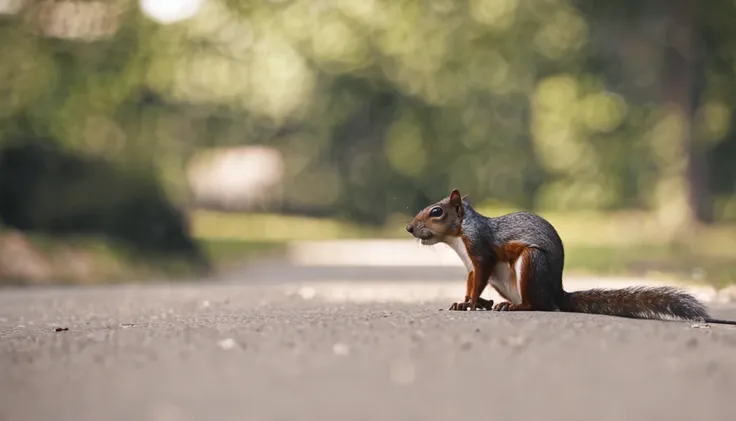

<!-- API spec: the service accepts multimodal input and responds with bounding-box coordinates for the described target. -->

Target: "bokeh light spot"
[140,0,204,24]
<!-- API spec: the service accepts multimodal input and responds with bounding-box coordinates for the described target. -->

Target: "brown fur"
[494,240,528,263]
[464,270,473,302]
[469,264,491,309]
[448,269,494,311]
[500,247,533,311]
[405,192,463,242]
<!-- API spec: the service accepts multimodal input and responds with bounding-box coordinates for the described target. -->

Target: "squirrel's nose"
[406,224,414,234]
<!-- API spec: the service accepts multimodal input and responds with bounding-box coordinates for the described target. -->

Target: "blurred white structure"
[0,0,23,15]
[288,240,465,267]
[186,145,285,211]
[139,0,203,24]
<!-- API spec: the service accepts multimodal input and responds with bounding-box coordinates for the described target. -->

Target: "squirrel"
[406,189,736,325]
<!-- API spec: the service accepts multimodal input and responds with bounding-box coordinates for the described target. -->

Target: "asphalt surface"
[2,273,736,421]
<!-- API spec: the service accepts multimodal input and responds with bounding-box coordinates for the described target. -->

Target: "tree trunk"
[663,0,710,225]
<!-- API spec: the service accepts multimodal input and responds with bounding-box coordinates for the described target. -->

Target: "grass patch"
[563,245,736,288]
[191,211,380,242]
[198,238,285,267]
[0,229,208,286]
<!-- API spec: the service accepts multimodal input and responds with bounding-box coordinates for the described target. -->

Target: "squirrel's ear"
[449,189,462,207]
[461,195,471,205]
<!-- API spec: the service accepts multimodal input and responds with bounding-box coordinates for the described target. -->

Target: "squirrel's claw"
[448,299,494,311]
[448,302,467,311]
[449,302,473,311]
[493,302,512,312]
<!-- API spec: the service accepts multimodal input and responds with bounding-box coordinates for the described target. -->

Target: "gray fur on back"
[460,202,564,268]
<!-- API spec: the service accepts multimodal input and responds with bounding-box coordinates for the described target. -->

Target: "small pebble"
[297,287,316,300]
[217,338,237,350]
[332,342,350,356]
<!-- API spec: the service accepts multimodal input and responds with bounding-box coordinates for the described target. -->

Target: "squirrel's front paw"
[449,302,472,311]
[448,298,494,311]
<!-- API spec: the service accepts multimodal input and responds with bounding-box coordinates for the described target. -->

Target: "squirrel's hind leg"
[493,301,531,311]
[494,247,558,312]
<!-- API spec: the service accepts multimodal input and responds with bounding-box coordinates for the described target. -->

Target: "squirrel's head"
[406,189,469,245]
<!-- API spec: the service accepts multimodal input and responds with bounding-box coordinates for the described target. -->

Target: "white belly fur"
[445,237,523,305]
[446,237,473,272]
[491,262,522,305]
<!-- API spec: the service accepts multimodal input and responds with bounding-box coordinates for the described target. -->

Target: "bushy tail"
[561,286,711,322]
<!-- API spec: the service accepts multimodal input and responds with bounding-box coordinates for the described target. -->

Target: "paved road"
[2,279,736,421]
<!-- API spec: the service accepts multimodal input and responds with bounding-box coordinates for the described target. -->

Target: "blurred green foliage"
[1,0,736,238]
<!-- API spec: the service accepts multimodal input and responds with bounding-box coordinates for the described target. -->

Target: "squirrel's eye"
[429,207,443,218]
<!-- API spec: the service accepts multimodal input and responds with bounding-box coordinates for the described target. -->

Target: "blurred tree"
[0,138,206,265]
[1,0,736,236]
